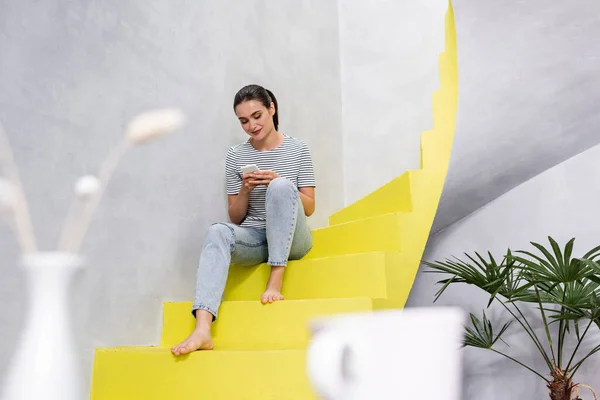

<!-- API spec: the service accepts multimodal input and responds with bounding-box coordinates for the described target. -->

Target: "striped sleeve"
[225,146,242,195]
[297,141,316,187]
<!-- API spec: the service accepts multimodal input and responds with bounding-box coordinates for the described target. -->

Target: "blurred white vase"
[306,307,465,400]
[1,252,84,400]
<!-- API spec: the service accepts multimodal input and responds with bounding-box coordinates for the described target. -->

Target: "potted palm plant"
[423,237,600,400]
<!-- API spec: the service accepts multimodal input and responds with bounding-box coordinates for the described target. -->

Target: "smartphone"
[240,164,259,174]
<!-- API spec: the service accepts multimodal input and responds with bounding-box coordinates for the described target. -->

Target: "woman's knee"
[267,177,295,197]
[205,223,235,250]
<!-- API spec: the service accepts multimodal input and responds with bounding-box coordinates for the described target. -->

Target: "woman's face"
[235,100,275,141]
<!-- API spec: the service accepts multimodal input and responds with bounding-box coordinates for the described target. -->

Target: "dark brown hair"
[233,84,279,130]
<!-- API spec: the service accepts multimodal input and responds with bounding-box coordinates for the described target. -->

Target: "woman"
[171,84,316,355]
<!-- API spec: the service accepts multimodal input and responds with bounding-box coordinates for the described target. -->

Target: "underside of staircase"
[90,3,458,399]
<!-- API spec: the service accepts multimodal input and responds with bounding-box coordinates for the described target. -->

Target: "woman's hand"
[240,173,259,194]
[246,170,280,187]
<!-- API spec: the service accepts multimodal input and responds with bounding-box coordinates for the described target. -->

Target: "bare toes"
[172,330,214,356]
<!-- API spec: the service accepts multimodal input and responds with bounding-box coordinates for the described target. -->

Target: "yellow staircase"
[90,3,458,399]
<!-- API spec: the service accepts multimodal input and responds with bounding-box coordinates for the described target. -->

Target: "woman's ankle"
[194,309,214,332]
[266,265,285,291]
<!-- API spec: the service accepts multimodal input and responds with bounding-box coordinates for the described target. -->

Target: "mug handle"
[306,329,356,400]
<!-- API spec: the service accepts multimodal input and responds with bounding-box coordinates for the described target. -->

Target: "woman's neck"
[250,129,284,151]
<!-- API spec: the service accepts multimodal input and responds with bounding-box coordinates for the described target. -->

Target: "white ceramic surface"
[307,307,465,400]
[1,252,84,400]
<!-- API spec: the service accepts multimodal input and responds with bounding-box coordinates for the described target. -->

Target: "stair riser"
[91,349,315,400]
[328,172,413,226]
[224,252,389,301]
[305,213,406,259]
[161,299,374,349]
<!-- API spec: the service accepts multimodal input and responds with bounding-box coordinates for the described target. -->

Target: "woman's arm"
[299,186,315,217]
[228,175,251,225]
[228,173,258,224]
[296,140,316,217]
[228,192,249,225]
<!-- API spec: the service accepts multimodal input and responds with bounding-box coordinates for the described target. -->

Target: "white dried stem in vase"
[0,177,16,211]
[57,174,101,247]
[58,138,131,253]
[58,108,185,253]
[126,108,185,145]
[0,177,18,233]
[0,123,37,253]
[74,175,101,199]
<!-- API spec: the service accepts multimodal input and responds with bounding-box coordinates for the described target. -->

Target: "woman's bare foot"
[171,329,214,355]
[261,288,284,304]
[171,310,214,356]
[262,265,285,304]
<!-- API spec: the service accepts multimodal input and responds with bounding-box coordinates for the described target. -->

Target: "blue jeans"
[192,178,313,319]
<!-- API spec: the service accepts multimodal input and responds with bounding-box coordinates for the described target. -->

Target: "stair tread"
[167,297,374,306]
[97,346,305,354]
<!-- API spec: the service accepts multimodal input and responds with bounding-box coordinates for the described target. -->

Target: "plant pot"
[1,252,85,400]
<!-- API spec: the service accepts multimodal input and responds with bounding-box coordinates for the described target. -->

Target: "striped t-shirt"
[225,134,316,228]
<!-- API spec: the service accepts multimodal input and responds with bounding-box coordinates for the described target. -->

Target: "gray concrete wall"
[409,143,600,398]
[433,0,600,233]
[338,0,447,204]
[0,0,343,390]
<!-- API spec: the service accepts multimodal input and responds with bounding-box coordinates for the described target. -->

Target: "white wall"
[338,0,447,204]
[433,0,600,233]
[408,143,600,398]
[0,0,342,390]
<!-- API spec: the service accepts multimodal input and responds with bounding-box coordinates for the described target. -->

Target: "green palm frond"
[548,288,600,326]
[583,244,600,261]
[464,311,512,349]
[512,238,595,284]
[578,258,600,282]
[423,250,533,305]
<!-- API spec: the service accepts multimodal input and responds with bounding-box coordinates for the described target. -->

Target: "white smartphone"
[240,164,259,174]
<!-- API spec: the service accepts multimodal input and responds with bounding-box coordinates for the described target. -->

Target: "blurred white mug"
[306,307,465,400]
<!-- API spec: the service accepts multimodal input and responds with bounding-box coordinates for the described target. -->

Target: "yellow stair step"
[304,212,407,259]
[90,4,458,399]
[161,298,373,350]
[420,129,451,172]
[328,171,415,226]
[91,347,314,400]
[224,251,389,301]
